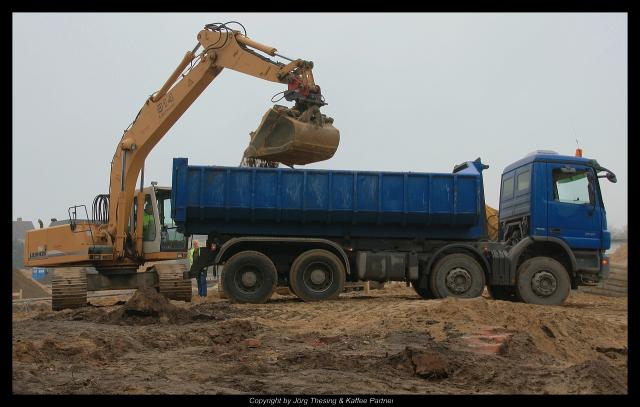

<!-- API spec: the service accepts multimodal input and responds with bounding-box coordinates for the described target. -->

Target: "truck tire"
[290,249,345,301]
[221,251,277,304]
[516,257,570,305]
[429,253,485,299]
[411,281,435,299]
[487,285,521,302]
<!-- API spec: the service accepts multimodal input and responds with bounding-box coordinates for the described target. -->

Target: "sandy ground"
[12,278,627,395]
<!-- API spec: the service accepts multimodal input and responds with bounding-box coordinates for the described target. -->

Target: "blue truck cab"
[497,151,617,293]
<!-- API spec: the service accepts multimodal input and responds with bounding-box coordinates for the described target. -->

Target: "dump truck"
[180,150,617,305]
[23,22,340,310]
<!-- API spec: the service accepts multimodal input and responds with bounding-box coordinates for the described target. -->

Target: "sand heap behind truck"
[174,151,616,306]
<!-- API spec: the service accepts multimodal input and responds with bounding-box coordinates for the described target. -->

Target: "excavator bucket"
[244,105,340,166]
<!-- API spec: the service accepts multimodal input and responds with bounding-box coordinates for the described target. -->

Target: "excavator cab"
[244,104,340,166]
[135,186,187,256]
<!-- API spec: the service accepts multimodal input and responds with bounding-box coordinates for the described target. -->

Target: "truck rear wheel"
[221,251,277,303]
[429,253,485,299]
[290,249,345,301]
[516,257,570,305]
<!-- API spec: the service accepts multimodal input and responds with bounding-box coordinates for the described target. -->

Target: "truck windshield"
[156,190,187,251]
[553,169,594,205]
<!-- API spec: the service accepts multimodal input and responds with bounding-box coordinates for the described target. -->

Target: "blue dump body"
[171,158,487,240]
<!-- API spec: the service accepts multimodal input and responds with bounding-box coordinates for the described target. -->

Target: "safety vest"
[143,212,153,227]
[188,247,200,267]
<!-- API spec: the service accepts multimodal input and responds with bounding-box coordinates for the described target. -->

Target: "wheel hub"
[445,267,472,294]
[303,262,332,292]
[531,271,557,297]
[241,270,258,287]
[309,268,327,285]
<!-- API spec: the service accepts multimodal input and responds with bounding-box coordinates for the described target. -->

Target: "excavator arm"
[102,23,339,260]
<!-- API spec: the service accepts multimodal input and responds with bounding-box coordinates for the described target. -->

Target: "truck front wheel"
[429,253,486,299]
[290,249,345,301]
[516,257,570,305]
[221,251,277,303]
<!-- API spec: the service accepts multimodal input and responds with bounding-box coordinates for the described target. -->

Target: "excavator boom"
[104,24,340,259]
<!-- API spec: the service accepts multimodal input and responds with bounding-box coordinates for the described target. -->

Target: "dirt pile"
[31,290,247,326]
[485,205,499,241]
[12,268,50,299]
[103,288,196,325]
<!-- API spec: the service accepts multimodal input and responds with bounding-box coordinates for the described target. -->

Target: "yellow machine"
[24,22,340,310]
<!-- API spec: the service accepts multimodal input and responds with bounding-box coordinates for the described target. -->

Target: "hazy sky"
[13,13,627,229]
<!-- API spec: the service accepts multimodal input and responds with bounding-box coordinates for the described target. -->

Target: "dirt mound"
[32,290,248,326]
[378,345,451,379]
[123,287,177,315]
[485,205,499,241]
[102,288,202,325]
[561,359,627,394]
[12,268,50,299]
[610,243,627,264]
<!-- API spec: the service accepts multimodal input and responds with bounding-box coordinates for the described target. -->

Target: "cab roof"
[503,151,595,174]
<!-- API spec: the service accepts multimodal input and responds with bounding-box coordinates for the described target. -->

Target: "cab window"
[553,169,594,205]
[143,195,156,241]
[155,190,187,251]
[516,170,530,192]
[501,176,514,200]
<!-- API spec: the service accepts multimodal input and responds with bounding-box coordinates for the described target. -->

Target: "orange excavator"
[23,22,340,310]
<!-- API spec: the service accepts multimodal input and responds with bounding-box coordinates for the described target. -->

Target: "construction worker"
[188,240,207,299]
[142,202,155,241]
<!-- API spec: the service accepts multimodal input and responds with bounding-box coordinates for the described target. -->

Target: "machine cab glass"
[141,187,187,254]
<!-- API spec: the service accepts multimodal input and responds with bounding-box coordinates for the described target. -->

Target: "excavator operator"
[142,202,155,241]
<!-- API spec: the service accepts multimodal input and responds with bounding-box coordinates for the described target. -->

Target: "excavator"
[23,22,340,310]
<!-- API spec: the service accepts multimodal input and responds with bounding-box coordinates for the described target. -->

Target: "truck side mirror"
[606,172,617,183]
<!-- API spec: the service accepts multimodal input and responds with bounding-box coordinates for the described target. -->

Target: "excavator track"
[155,263,192,302]
[51,268,87,311]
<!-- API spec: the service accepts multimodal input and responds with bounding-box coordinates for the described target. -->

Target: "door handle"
[551,228,561,234]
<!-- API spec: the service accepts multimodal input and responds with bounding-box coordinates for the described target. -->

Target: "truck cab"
[498,150,616,288]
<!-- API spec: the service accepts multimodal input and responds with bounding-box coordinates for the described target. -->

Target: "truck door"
[547,164,602,249]
[155,189,187,252]
[141,188,187,254]
[142,191,161,254]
